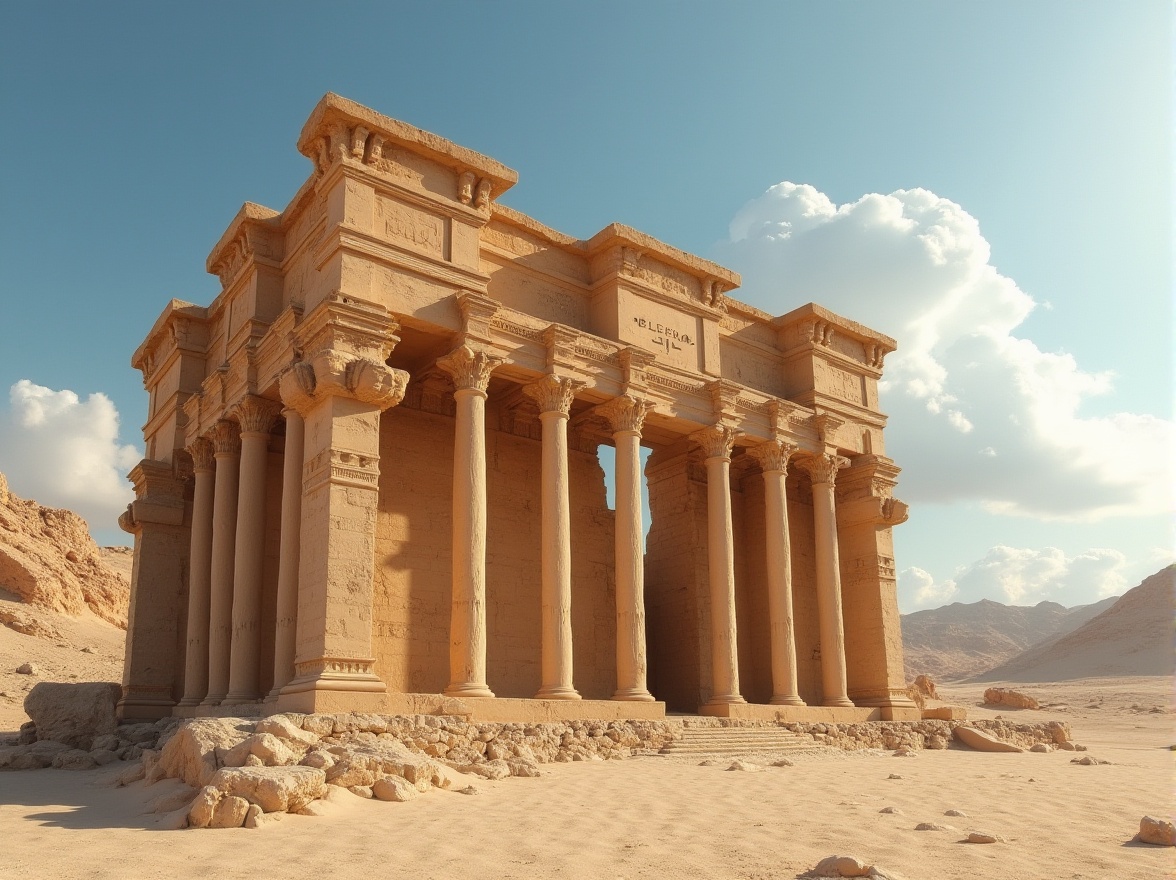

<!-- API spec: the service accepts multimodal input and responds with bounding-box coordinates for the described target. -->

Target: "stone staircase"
[659,725,816,757]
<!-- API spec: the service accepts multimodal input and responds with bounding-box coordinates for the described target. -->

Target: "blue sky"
[0,2,1170,610]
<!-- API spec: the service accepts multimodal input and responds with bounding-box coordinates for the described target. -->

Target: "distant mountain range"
[900,567,1174,681]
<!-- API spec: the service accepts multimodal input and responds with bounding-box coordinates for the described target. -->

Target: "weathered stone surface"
[254,715,317,746]
[149,782,199,814]
[952,726,1024,753]
[51,748,96,770]
[726,760,760,771]
[810,854,873,877]
[323,740,442,790]
[243,804,264,829]
[915,822,955,832]
[966,831,1003,843]
[158,718,252,787]
[372,775,418,802]
[223,733,299,768]
[23,681,121,749]
[1138,815,1176,846]
[1029,743,1050,753]
[210,766,326,813]
[210,795,250,829]
[187,786,220,829]
[983,688,1040,710]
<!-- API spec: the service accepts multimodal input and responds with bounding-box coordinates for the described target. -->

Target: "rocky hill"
[902,594,1118,681]
[0,472,129,628]
[974,566,1175,681]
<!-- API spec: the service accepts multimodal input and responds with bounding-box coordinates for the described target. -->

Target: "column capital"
[232,395,282,436]
[211,419,241,457]
[596,394,653,435]
[187,437,216,473]
[690,423,739,461]
[524,374,585,415]
[438,343,504,394]
[747,438,801,474]
[796,452,851,485]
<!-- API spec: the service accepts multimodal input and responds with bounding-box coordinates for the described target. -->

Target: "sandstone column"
[690,424,745,707]
[267,403,304,700]
[438,343,503,699]
[525,374,585,700]
[748,440,805,706]
[278,296,408,712]
[599,395,654,701]
[224,397,280,705]
[798,452,853,707]
[177,438,215,707]
[203,419,241,706]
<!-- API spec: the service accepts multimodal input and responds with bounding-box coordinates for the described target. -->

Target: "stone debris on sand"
[1137,816,1176,846]
[965,831,1004,843]
[914,822,956,832]
[982,687,1040,710]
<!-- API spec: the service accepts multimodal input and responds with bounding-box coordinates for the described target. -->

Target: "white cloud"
[899,545,1129,610]
[899,566,959,609]
[0,380,141,530]
[719,183,1174,521]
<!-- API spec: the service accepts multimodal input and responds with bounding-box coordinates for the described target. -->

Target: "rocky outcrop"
[0,473,130,628]
[983,687,1040,710]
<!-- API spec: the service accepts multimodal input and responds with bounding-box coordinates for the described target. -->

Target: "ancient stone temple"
[120,94,916,724]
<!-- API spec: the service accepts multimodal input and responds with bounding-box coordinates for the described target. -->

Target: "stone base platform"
[173,692,667,723]
[697,702,923,723]
[922,706,969,721]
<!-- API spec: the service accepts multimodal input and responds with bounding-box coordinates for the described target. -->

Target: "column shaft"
[704,454,743,705]
[536,408,578,699]
[178,443,215,707]
[761,464,804,706]
[810,458,852,707]
[269,407,304,699]
[204,421,240,705]
[226,398,278,705]
[446,386,494,697]
[612,421,652,701]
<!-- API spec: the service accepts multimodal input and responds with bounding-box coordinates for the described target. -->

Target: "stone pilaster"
[268,400,305,700]
[437,343,503,698]
[690,424,745,708]
[524,374,585,700]
[117,459,189,721]
[276,294,408,713]
[597,394,655,701]
[747,439,805,707]
[835,454,917,717]
[178,438,215,707]
[796,451,853,708]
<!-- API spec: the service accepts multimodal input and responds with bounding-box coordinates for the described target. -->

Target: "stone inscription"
[814,360,864,405]
[633,315,694,356]
[376,195,446,259]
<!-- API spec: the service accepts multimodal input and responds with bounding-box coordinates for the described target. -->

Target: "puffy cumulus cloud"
[898,545,1129,610]
[718,183,1174,521]
[0,381,141,530]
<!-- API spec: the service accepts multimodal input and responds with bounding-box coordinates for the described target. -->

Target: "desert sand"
[0,676,1171,880]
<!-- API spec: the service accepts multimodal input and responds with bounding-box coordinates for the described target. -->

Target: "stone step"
[660,727,816,755]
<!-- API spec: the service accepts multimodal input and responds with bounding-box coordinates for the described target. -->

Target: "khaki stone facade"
[120,94,916,724]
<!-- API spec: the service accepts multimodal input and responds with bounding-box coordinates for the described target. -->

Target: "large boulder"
[23,682,121,749]
[157,718,253,787]
[1138,815,1176,846]
[982,687,1040,710]
[209,766,326,813]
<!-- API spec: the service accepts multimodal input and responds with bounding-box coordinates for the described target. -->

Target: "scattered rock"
[1138,815,1176,846]
[15,662,36,675]
[80,646,95,654]
[698,759,719,766]
[243,804,264,829]
[810,854,872,877]
[944,809,967,817]
[966,831,1003,844]
[51,748,96,770]
[1057,741,1076,751]
[983,688,1040,710]
[892,747,916,757]
[0,609,62,640]
[1029,743,1051,753]
[348,785,373,799]
[209,766,326,813]
[22,681,121,750]
[879,807,902,814]
[914,822,956,832]
[769,758,793,767]
[887,774,903,780]
[1070,756,1111,766]
[157,718,252,787]
[187,786,221,828]
[209,795,250,829]
[926,735,947,750]
[456,784,479,795]
[726,760,760,772]
[372,775,418,802]
[952,726,1024,753]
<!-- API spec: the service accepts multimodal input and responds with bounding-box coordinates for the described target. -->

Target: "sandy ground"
[0,677,1172,879]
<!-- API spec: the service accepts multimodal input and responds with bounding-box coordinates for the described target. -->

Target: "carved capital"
[690,424,739,461]
[437,344,503,394]
[524,374,585,415]
[232,395,282,436]
[596,395,653,435]
[187,437,215,473]
[747,439,800,474]
[797,452,850,486]
[303,351,409,412]
[812,410,846,446]
[880,497,909,527]
[211,419,241,457]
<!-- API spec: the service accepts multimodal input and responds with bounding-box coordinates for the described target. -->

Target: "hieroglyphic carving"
[814,360,864,405]
[375,195,445,258]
